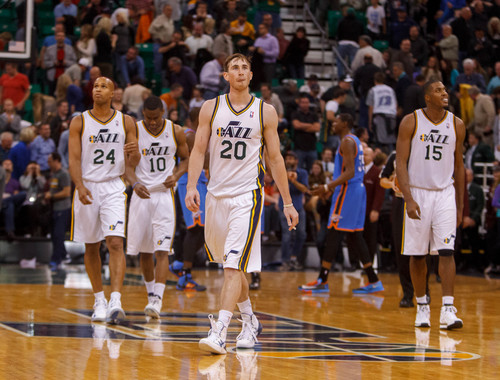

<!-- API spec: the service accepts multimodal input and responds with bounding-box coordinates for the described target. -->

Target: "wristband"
[324,184,329,192]
[132,182,140,189]
[283,203,293,208]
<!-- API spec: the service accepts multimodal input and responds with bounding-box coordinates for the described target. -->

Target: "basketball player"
[69,77,140,323]
[125,96,189,318]
[185,53,299,354]
[174,107,208,291]
[299,114,383,294]
[396,80,465,330]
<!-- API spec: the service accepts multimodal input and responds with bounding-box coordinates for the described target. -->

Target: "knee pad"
[438,249,454,257]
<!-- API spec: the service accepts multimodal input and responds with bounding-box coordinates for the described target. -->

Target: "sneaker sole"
[440,320,463,330]
[299,288,329,293]
[236,341,256,349]
[415,323,431,328]
[106,309,126,324]
[199,339,227,355]
[91,315,106,322]
[144,306,160,319]
[352,287,385,294]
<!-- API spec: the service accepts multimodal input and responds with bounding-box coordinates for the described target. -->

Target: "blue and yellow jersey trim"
[225,94,255,116]
[239,188,263,272]
[88,109,117,125]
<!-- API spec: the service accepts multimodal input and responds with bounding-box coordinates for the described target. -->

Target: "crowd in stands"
[0,0,499,275]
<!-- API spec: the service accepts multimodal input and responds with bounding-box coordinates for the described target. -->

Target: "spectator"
[390,7,416,49]
[159,30,189,65]
[212,21,234,57]
[451,7,473,66]
[324,88,346,151]
[403,74,426,116]
[166,57,198,101]
[45,152,71,271]
[279,151,308,271]
[0,63,30,113]
[495,103,500,162]
[189,85,205,110]
[330,75,357,118]
[258,11,279,36]
[336,7,364,78]
[260,83,285,130]
[111,87,129,114]
[262,172,279,241]
[119,46,146,88]
[367,71,397,152]
[487,62,500,94]
[0,166,4,207]
[275,78,299,119]
[469,27,494,70]
[30,124,55,176]
[0,132,13,162]
[39,23,72,70]
[112,10,135,58]
[0,99,22,137]
[123,78,149,116]
[19,162,47,236]
[93,17,113,79]
[199,53,227,100]
[1,159,26,241]
[468,85,496,148]
[440,58,459,89]
[56,74,84,114]
[76,24,96,67]
[81,0,110,26]
[43,31,77,93]
[366,0,386,40]
[160,83,185,114]
[438,25,459,67]
[390,39,414,79]
[64,58,91,87]
[229,11,255,54]
[283,27,309,80]
[353,54,382,129]
[305,160,327,234]
[184,22,214,64]
[276,27,289,62]
[299,75,326,99]
[320,147,335,178]
[83,66,101,109]
[487,16,500,63]
[291,95,320,171]
[409,25,428,68]
[8,126,35,179]
[50,100,70,146]
[214,0,240,29]
[54,0,78,23]
[392,61,412,115]
[471,0,488,31]
[57,118,72,170]
[249,24,279,85]
[422,56,443,82]
[149,4,175,72]
[351,35,386,72]
[464,131,495,181]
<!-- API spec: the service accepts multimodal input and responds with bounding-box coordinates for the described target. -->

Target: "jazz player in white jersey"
[125,96,189,318]
[69,77,140,323]
[396,79,465,330]
[186,53,299,354]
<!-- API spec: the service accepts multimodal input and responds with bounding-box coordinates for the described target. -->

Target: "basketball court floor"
[0,265,498,379]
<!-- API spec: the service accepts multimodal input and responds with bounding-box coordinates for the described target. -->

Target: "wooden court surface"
[0,267,498,379]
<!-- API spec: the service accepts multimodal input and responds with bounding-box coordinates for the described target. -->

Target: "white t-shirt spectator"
[325,100,340,114]
[366,5,385,34]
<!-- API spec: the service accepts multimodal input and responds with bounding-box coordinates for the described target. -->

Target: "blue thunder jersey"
[207,95,265,197]
[328,134,367,231]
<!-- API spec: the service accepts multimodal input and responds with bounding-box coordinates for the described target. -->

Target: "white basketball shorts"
[126,188,176,255]
[204,189,263,273]
[402,185,457,256]
[71,178,126,244]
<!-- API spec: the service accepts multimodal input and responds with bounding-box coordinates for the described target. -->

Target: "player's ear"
[223,71,229,82]
[249,70,253,81]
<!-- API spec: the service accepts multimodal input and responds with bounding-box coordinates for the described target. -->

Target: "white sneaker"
[106,298,126,324]
[415,304,431,328]
[199,314,227,354]
[91,298,108,322]
[440,305,463,330]
[236,313,263,349]
[144,295,162,319]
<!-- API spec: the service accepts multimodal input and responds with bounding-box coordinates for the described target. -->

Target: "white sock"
[154,283,166,299]
[144,279,155,295]
[218,310,233,328]
[416,296,427,304]
[110,292,121,302]
[94,291,105,301]
[237,298,253,316]
[442,296,454,306]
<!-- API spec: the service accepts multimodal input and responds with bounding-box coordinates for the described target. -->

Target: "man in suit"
[465,131,495,184]
[363,147,385,263]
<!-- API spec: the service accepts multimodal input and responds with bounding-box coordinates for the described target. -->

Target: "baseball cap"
[340,74,353,83]
[78,58,90,67]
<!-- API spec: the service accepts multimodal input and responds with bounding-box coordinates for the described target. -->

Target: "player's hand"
[369,210,379,223]
[406,198,421,220]
[185,187,200,212]
[284,206,299,231]
[124,141,139,155]
[311,184,327,196]
[77,185,93,205]
[134,183,150,199]
[163,175,177,189]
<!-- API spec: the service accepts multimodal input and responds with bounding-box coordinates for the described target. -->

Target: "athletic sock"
[416,296,427,304]
[218,310,233,328]
[94,291,105,301]
[442,296,454,306]
[110,292,121,302]
[144,280,155,295]
[237,298,253,316]
[364,265,379,283]
[319,267,330,283]
[154,283,166,299]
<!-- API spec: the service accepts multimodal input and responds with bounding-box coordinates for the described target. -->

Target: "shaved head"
[95,77,115,90]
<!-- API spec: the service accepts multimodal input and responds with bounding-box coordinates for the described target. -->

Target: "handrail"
[302,2,328,74]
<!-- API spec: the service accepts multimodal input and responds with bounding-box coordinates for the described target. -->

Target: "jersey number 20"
[220,140,247,160]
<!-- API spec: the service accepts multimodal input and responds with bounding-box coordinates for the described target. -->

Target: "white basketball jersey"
[208,95,264,197]
[408,109,456,190]
[135,119,177,188]
[81,110,126,182]
[371,84,397,115]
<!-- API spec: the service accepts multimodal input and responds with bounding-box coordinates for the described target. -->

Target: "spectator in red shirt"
[0,63,30,113]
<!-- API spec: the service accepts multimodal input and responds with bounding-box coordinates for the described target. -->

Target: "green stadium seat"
[328,11,342,38]
[38,1,54,12]
[0,8,14,18]
[41,25,55,37]
[271,78,280,87]
[373,40,389,52]
[0,24,16,35]
[30,84,42,94]
[355,11,367,28]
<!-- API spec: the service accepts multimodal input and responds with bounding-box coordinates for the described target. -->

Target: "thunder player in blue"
[299,113,383,294]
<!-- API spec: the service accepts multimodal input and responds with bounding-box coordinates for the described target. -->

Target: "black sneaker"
[249,273,260,290]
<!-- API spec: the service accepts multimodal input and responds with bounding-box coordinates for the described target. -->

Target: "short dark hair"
[338,113,354,128]
[374,72,385,83]
[143,96,163,111]
[423,79,441,95]
[50,152,62,162]
[415,74,425,83]
[332,88,346,99]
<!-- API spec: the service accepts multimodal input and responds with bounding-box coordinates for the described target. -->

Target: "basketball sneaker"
[91,298,108,322]
[352,281,384,294]
[415,304,431,328]
[298,278,329,293]
[144,295,162,319]
[169,260,184,278]
[236,313,263,349]
[106,298,126,324]
[249,272,260,290]
[440,305,463,330]
[177,273,207,291]
[199,315,227,355]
